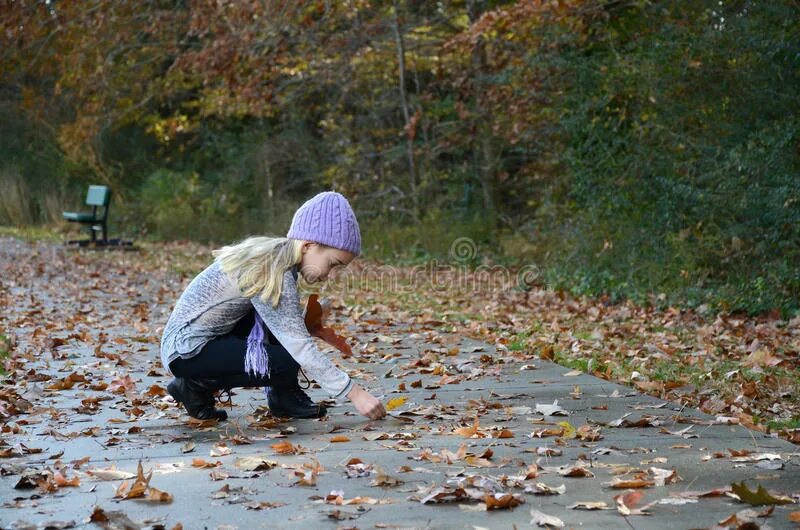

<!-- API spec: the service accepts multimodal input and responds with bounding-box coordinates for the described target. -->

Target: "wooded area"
[1,0,798,314]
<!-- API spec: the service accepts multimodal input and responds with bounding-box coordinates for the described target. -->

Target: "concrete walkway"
[0,240,798,529]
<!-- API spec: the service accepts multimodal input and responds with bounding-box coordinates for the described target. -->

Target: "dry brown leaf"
[184,417,219,428]
[453,418,483,438]
[53,471,80,488]
[145,486,173,503]
[191,458,221,468]
[344,458,374,478]
[144,384,167,397]
[614,491,650,516]
[484,492,525,510]
[209,442,231,457]
[271,440,297,454]
[558,465,594,478]
[492,428,514,439]
[108,375,136,395]
[304,294,353,357]
[370,468,403,487]
[604,476,655,489]
[291,466,318,487]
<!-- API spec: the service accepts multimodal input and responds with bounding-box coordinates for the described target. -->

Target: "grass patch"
[552,351,612,374]
[766,417,800,431]
[0,225,63,241]
[0,334,9,375]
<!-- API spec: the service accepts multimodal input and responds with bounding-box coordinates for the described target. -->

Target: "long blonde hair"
[213,236,304,307]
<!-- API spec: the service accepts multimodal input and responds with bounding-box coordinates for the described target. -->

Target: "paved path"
[1,239,798,529]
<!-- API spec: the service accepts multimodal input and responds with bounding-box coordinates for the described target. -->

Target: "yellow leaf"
[558,421,576,439]
[386,397,407,411]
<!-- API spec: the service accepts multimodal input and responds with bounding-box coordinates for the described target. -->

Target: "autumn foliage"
[0,1,798,314]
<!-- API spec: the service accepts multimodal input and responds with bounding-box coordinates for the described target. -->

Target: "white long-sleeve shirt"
[159,260,353,399]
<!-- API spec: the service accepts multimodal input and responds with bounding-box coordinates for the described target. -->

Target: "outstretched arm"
[251,268,385,419]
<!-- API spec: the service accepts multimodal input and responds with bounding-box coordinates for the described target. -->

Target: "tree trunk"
[391,0,419,223]
[466,0,497,226]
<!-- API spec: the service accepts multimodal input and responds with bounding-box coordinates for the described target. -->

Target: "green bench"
[62,185,111,243]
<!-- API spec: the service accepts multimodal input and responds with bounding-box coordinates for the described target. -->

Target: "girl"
[159,191,386,422]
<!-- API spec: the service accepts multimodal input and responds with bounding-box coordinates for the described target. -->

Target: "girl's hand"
[347,384,386,420]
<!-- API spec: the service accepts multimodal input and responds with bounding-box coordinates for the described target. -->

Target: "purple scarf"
[245,312,270,378]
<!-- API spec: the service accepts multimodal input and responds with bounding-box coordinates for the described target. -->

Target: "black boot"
[167,378,228,421]
[267,382,327,419]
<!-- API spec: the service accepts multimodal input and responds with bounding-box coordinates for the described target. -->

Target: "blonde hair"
[213,236,304,307]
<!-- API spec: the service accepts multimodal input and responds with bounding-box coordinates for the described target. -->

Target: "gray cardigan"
[160,260,353,399]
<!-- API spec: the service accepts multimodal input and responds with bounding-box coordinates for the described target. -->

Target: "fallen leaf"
[453,418,483,438]
[614,491,650,516]
[529,508,564,528]
[144,384,167,397]
[86,466,137,481]
[146,486,173,503]
[53,471,80,488]
[234,456,277,471]
[209,442,231,457]
[112,461,172,503]
[305,294,353,356]
[535,400,569,416]
[370,468,403,487]
[271,440,297,454]
[88,506,140,528]
[558,464,594,478]
[484,492,525,510]
[191,459,221,469]
[385,396,407,411]
[344,458,373,478]
[604,477,655,489]
[649,467,680,486]
[244,500,286,510]
[731,481,793,506]
[108,374,136,395]
[524,482,566,496]
[568,501,610,510]
[492,428,514,439]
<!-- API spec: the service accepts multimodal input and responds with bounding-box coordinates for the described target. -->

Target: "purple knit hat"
[286,191,361,256]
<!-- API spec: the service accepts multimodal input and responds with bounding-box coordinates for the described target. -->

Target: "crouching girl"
[159,191,386,421]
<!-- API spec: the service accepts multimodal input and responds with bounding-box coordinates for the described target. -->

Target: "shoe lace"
[216,389,234,409]
[298,367,311,390]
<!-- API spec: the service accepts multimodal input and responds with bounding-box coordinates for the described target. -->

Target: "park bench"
[62,185,111,244]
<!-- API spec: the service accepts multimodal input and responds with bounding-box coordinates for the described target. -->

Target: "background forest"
[1,0,798,315]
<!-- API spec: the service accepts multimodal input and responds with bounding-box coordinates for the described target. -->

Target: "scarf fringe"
[245,312,270,378]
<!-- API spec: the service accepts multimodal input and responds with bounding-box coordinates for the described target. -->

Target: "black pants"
[169,309,300,388]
